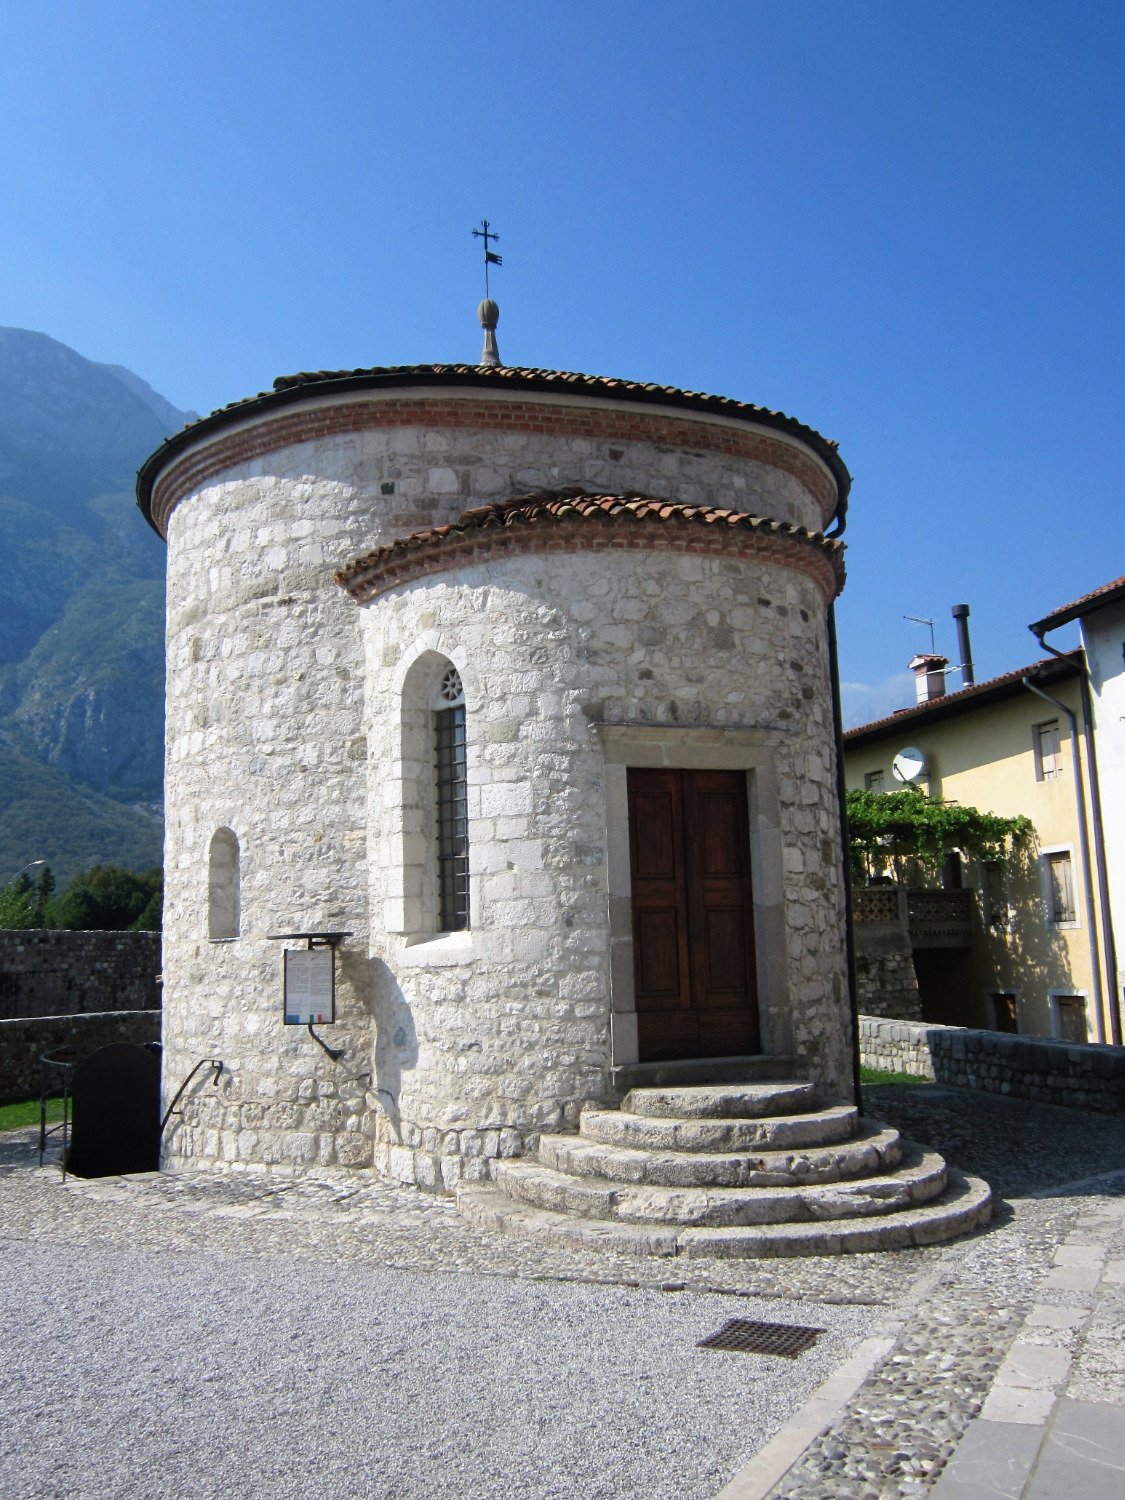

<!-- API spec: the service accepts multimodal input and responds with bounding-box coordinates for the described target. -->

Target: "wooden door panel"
[629,767,760,1062]
[628,769,691,1020]
[699,1006,760,1056]
[701,907,750,993]
[694,790,746,877]
[630,793,679,880]
[635,908,689,1000]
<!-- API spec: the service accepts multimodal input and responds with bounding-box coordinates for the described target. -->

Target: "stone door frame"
[597,725,792,1068]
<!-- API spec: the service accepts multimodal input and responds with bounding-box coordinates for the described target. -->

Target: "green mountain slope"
[0,739,162,888]
[0,327,189,876]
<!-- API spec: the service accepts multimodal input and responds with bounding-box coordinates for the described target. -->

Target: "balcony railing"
[852,886,974,949]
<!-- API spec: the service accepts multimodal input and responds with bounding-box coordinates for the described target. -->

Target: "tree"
[845,785,1032,886]
[0,865,57,929]
[51,865,163,931]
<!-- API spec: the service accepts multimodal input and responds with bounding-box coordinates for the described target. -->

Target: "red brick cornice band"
[336,489,846,604]
[145,393,841,538]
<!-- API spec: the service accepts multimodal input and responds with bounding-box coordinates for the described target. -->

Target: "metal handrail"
[39,1050,76,1181]
[160,1058,224,1137]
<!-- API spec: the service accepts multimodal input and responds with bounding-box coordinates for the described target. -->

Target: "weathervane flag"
[472,219,503,297]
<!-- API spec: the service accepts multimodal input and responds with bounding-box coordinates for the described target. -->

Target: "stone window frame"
[207,827,241,942]
[596,725,792,1068]
[383,641,478,966]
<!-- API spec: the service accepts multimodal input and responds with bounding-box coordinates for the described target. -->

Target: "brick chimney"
[909,653,949,704]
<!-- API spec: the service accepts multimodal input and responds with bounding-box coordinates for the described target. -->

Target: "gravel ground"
[2,1083,1122,1500]
[0,1236,882,1500]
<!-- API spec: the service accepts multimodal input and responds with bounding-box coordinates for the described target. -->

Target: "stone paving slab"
[925,1420,1044,1498]
[1025,1398,1125,1498]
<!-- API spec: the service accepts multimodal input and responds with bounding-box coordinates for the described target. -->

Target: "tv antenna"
[904,614,937,653]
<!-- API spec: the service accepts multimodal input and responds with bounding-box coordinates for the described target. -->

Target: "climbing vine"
[845,785,1032,886]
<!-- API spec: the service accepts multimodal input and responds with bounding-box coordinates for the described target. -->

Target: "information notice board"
[283,948,336,1025]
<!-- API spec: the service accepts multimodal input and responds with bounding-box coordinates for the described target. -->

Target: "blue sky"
[1,2,1120,723]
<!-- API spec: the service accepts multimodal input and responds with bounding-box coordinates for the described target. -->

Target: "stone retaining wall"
[859,1014,1125,1113]
[853,895,923,1022]
[0,931,161,1020]
[0,1011,162,1102]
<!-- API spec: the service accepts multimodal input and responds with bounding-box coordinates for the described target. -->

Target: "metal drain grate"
[697,1318,825,1358]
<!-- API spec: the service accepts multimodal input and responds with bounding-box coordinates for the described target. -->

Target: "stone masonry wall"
[361,547,850,1187]
[158,394,847,1182]
[0,930,161,1021]
[854,926,923,1022]
[0,1010,162,1102]
[859,1014,1125,1113]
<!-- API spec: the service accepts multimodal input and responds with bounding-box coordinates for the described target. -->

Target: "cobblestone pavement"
[762,1086,1125,1499]
[3,1084,1123,1498]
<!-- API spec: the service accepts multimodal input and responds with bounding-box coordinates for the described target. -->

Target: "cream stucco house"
[844,598,1121,1047]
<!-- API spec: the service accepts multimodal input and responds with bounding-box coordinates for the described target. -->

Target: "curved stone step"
[611,1054,802,1093]
[456,1168,992,1258]
[579,1102,859,1154]
[676,1170,993,1257]
[492,1147,948,1228]
[538,1120,903,1189]
[621,1080,817,1120]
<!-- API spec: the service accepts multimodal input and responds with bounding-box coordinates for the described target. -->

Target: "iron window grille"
[433,670,469,932]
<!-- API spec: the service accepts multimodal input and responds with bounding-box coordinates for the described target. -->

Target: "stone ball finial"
[478,299,502,367]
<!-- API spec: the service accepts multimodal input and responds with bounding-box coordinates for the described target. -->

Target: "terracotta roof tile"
[136,363,851,533]
[843,655,1080,744]
[1031,575,1125,634]
[336,486,845,598]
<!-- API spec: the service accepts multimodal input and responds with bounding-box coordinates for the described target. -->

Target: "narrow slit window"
[208,828,241,940]
[433,667,469,932]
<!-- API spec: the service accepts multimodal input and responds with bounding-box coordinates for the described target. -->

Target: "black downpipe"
[828,603,863,1111]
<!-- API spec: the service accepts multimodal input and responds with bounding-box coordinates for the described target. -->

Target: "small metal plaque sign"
[283,948,336,1026]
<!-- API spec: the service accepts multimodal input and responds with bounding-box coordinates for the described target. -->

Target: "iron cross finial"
[472,219,503,298]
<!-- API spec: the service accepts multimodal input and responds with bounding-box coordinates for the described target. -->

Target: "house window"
[433,667,469,932]
[1051,993,1088,1043]
[1044,850,1077,926]
[1033,720,1061,781]
[208,828,240,940]
[989,992,1019,1033]
[942,851,964,890]
[981,860,1008,931]
[864,770,884,794]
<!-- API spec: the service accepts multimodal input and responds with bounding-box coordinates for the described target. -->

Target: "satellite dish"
[892,747,927,783]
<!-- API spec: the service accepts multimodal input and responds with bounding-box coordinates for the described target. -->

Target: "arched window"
[432,665,469,932]
[394,651,471,939]
[208,828,241,940]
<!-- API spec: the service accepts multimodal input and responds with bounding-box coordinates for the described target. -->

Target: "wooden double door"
[627,768,760,1062]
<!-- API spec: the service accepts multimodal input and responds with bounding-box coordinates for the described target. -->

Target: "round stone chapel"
[138,355,847,1169]
[141,342,993,1251]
